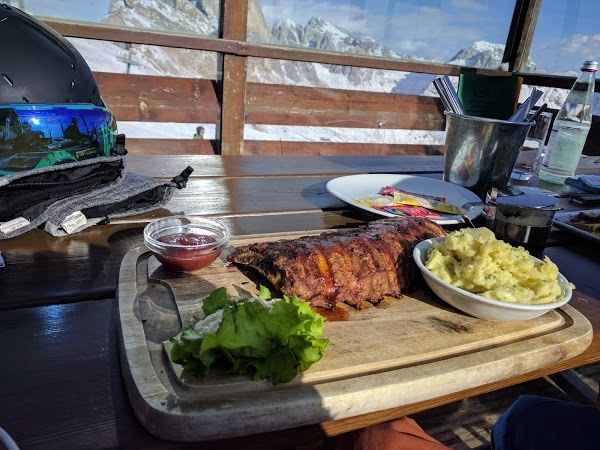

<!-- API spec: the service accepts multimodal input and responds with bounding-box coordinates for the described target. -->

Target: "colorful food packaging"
[379,186,446,202]
[392,192,461,215]
[375,205,441,218]
[355,186,460,217]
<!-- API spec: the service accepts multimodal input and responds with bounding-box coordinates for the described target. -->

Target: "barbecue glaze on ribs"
[227,217,446,309]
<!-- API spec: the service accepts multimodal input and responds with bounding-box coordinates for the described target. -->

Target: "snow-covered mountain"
[446,40,542,73]
[271,16,407,59]
[106,0,219,36]
[248,14,413,92]
[67,0,569,141]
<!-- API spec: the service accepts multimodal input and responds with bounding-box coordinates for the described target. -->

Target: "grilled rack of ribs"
[227,217,446,310]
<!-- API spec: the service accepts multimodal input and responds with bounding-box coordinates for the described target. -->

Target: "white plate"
[552,208,600,244]
[326,174,481,225]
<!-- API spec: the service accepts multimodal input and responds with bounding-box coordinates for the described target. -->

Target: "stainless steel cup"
[443,112,533,200]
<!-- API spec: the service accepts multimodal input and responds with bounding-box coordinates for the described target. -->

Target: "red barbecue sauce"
[154,233,220,271]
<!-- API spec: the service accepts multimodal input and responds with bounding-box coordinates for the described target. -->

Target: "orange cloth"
[352,417,451,450]
[300,416,451,450]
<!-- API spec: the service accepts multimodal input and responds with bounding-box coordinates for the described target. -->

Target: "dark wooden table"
[1,155,599,449]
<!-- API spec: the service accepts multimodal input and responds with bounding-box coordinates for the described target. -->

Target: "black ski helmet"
[0,3,103,106]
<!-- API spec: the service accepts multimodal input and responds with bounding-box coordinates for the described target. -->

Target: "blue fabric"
[491,395,600,450]
[566,175,600,193]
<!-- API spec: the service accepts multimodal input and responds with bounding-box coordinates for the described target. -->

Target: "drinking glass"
[511,111,553,180]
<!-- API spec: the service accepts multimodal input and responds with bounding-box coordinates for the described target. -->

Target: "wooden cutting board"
[117,231,592,442]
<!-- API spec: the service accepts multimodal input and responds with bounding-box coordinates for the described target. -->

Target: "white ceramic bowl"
[412,237,572,321]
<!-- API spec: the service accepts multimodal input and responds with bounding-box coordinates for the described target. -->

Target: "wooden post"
[502,0,542,72]
[217,0,248,155]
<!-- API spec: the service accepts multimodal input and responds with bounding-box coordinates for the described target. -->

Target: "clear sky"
[23,0,600,74]
[24,0,109,22]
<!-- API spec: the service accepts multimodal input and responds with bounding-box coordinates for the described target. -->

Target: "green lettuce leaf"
[169,286,329,385]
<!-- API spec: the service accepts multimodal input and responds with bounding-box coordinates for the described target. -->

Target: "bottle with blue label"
[539,61,598,184]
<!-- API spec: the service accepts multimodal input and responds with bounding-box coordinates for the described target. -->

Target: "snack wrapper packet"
[355,195,396,207]
[392,192,460,215]
[376,205,441,218]
[379,186,446,202]
[354,196,442,218]
[355,186,460,215]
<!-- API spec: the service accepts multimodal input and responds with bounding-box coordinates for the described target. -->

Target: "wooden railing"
[96,72,447,156]
[42,0,600,157]
[95,69,600,157]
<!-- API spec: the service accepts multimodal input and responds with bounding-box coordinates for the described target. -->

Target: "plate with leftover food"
[326,174,482,225]
[552,208,600,244]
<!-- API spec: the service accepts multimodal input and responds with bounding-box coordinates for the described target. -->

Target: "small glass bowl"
[143,216,230,272]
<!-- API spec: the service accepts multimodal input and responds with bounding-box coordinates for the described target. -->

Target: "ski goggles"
[0,104,117,175]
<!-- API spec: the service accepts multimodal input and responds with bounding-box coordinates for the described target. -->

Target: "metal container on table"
[462,186,563,249]
[443,112,533,200]
[483,187,562,248]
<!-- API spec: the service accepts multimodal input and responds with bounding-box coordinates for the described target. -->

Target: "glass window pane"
[70,38,218,78]
[66,37,218,143]
[529,0,599,75]
[251,0,516,69]
[246,57,444,151]
[247,56,436,92]
[17,0,221,36]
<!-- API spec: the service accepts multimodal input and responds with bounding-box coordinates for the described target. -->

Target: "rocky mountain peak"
[106,0,219,36]
[247,0,272,43]
[271,15,406,60]
[446,40,542,73]
[307,16,325,27]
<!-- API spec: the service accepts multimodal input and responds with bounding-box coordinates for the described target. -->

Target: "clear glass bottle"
[539,60,598,184]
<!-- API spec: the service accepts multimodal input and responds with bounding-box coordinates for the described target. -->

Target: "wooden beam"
[245,83,445,130]
[122,139,443,156]
[124,138,216,155]
[43,18,238,54]
[518,72,600,93]
[512,0,543,73]
[503,0,528,71]
[42,19,508,78]
[218,55,247,155]
[217,0,249,155]
[241,141,444,156]
[95,72,445,130]
[585,116,600,156]
[95,73,220,122]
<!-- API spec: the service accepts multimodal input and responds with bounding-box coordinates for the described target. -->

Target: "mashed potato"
[425,227,570,305]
